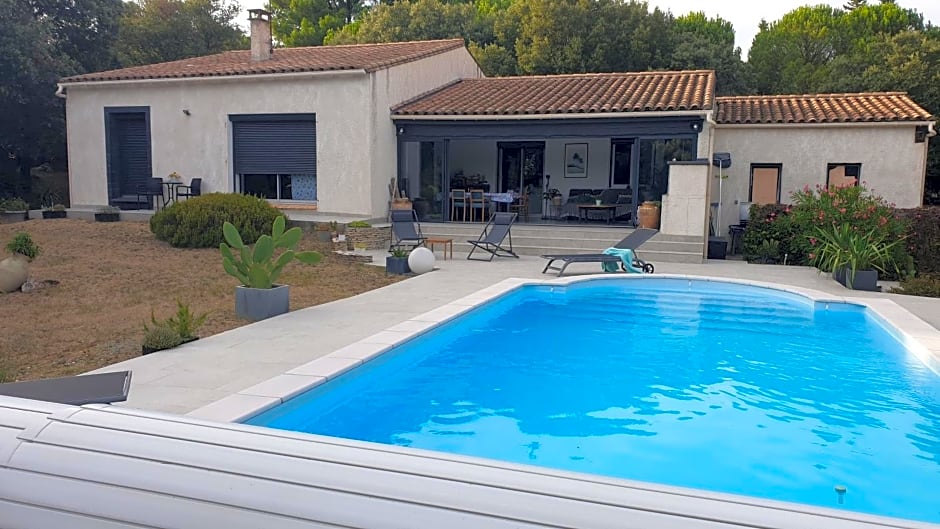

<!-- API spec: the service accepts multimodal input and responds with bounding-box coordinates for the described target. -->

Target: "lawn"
[0,219,401,382]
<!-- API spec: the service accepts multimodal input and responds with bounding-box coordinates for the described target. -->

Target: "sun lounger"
[467,212,519,261]
[389,209,426,252]
[0,371,132,405]
[541,228,657,276]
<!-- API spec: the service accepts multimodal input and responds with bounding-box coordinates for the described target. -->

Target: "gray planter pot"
[386,256,410,275]
[0,211,27,224]
[235,284,290,321]
[839,268,879,291]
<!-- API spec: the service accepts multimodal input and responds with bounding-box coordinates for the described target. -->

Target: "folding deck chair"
[467,212,519,261]
[541,228,657,276]
[389,209,426,252]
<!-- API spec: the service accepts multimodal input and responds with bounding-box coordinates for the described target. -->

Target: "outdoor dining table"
[483,191,518,212]
[162,180,186,206]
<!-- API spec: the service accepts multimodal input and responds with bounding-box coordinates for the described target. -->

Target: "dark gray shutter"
[119,116,152,192]
[232,118,317,175]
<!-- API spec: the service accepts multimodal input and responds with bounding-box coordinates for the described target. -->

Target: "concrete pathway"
[89,254,940,415]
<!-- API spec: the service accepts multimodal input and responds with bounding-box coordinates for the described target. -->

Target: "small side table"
[426,237,453,260]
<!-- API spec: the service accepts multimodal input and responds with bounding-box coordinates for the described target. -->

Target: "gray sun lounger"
[541,228,657,276]
[0,371,132,405]
[467,212,519,261]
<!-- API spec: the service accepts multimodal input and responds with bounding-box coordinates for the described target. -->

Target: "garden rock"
[20,279,60,293]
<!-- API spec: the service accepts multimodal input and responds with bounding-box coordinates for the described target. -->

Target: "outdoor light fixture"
[691,121,701,131]
[182,109,191,116]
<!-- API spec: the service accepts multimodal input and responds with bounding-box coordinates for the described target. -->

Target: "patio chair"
[467,212,519,261]
[389,209,426,252]
[540,228,657,276]
[468,189,488,222]
[136,177,165,210]
[450,189,467,222]
[176,178,202,200]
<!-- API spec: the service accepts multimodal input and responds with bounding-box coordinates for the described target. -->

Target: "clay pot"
[0,254,29,293]
[637,202,661,230]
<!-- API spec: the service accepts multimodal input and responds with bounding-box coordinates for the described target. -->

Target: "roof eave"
[58,68,370,87]
[392,109,712,121]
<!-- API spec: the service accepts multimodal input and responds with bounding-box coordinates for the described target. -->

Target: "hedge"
[150,193,283,248]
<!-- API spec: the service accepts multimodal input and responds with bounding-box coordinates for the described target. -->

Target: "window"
[749,164,782,205]
[827,163,861,188]
[637,137,696,203]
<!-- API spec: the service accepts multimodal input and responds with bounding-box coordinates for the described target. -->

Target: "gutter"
[55,84,67,98]
[392,109,711,121]
[57,68,368,89]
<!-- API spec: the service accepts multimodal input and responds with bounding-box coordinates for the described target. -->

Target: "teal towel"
[601,247,643,273]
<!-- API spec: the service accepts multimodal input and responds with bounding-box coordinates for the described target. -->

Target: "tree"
[844,0,866,10]
[271,0,367,47]
[115,0,245,67]
[670,12,751,95]
[0,0,123,198]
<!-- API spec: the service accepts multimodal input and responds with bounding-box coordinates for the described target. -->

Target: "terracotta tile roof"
[392,70,715,116]
[61,39,465,83]
[715,92,933,124]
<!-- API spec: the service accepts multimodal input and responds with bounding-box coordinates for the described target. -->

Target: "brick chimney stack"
[248,9,273,62]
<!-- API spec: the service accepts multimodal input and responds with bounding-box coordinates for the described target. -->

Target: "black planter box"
[42,210,67,219]
[835,268,879,291]
[386,256,410,275]
[707,237,728,260]
[0,211,27,224]
[94,212,120,222]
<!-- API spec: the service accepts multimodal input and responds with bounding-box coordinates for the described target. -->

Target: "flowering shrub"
[743,184,912,277]
[896,207,940,277]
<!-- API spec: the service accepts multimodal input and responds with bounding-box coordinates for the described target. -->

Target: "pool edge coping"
[186,274,940,423]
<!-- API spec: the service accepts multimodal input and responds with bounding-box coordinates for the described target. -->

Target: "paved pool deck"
[88,254,940,416]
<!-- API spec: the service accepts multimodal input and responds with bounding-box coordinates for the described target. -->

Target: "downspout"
[55,84,67,98]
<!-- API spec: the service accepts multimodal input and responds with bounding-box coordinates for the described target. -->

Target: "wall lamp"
[182,109,191,116]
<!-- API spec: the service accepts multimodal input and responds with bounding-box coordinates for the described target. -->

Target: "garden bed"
[0,219,403,382]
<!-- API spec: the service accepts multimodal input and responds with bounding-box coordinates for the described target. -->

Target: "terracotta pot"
[637,202,661,230]
[0,254,29,293]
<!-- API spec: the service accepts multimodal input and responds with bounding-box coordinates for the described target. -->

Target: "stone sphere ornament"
[407,247,435,275]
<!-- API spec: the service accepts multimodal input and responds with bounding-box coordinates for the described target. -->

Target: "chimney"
[248,9,273,62]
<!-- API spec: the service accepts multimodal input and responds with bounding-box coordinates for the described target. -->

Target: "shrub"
[890,274,940,298]
[742,204,804,263]
[142,325,184,352]
[6,232,40,260]
[0,197,29,211]
[896,207,940,277]
[147,300,208,340]
[150,193,282,248]
[347,220,371,228]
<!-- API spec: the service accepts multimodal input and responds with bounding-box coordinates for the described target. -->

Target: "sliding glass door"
[498,142,544,216]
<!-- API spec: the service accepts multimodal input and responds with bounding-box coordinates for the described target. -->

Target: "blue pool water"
[248,278,940,523]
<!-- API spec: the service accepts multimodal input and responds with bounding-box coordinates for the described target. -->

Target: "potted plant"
[0,198,29,224]
[95,205,121,222]
[220,216,322,321]
[42,204,67,219]
[386,247,411,275]
[0,232,40,293]
[542,188,562,206]
[637,200,661,230]
[142,300,207,354]
[811,224,901,291]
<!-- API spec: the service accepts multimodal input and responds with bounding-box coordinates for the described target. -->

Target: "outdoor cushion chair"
[467,212,519,261]
[540,228,657,276]
[389,209,426,251]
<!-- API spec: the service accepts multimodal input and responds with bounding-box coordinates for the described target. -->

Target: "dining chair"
[468,189,487,222]
[509,191,529,222]
[450,189,467,222]
[136,177,165,210]
[176,178,202,200]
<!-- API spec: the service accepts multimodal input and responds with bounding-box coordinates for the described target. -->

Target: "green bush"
[142,325,184,352]
[743,185,912,277]
[150,193,282,248]
[0,197,28,211]
[896,207,940,277]
[6,232,40,260]
[891,275,940,298]
[147,300,208,340]
[347,220,371,228]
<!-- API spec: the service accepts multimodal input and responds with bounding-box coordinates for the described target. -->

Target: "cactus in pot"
[220,216,321,320]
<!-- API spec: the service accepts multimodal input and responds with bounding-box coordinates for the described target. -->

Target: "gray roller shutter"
[231,115,316,175]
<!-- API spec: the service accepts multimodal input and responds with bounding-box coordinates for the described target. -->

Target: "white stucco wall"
[64,73,374,212]
[369,47,483,217]
[711,123,929,233]
[661,162,709,242]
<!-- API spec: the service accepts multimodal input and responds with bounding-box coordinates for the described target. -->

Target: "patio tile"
[357,330,415,346]
[239,374,326,401]
[186,393,280,423]
[287,356,362,379]
[385,319,439,334]
[410,304,472,322]
[327,341,391,361]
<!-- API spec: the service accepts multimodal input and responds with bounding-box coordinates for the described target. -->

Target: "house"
[57,9,935,257]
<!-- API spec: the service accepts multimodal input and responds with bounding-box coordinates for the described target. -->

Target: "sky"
[238,0,940,56]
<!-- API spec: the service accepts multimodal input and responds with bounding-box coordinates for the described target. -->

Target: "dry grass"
[0,219,401,382]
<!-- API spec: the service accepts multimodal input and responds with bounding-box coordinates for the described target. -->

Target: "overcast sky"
[239,0,940,56]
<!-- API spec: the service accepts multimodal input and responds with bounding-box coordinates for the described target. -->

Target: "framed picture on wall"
[565,143,588,178]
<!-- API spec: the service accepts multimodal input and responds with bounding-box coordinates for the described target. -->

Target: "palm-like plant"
[811,224,902,288]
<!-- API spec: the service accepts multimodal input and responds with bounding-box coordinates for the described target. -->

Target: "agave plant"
[220,216,321,289]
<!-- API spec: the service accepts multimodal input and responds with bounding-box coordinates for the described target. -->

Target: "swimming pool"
[247,278,940,523]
